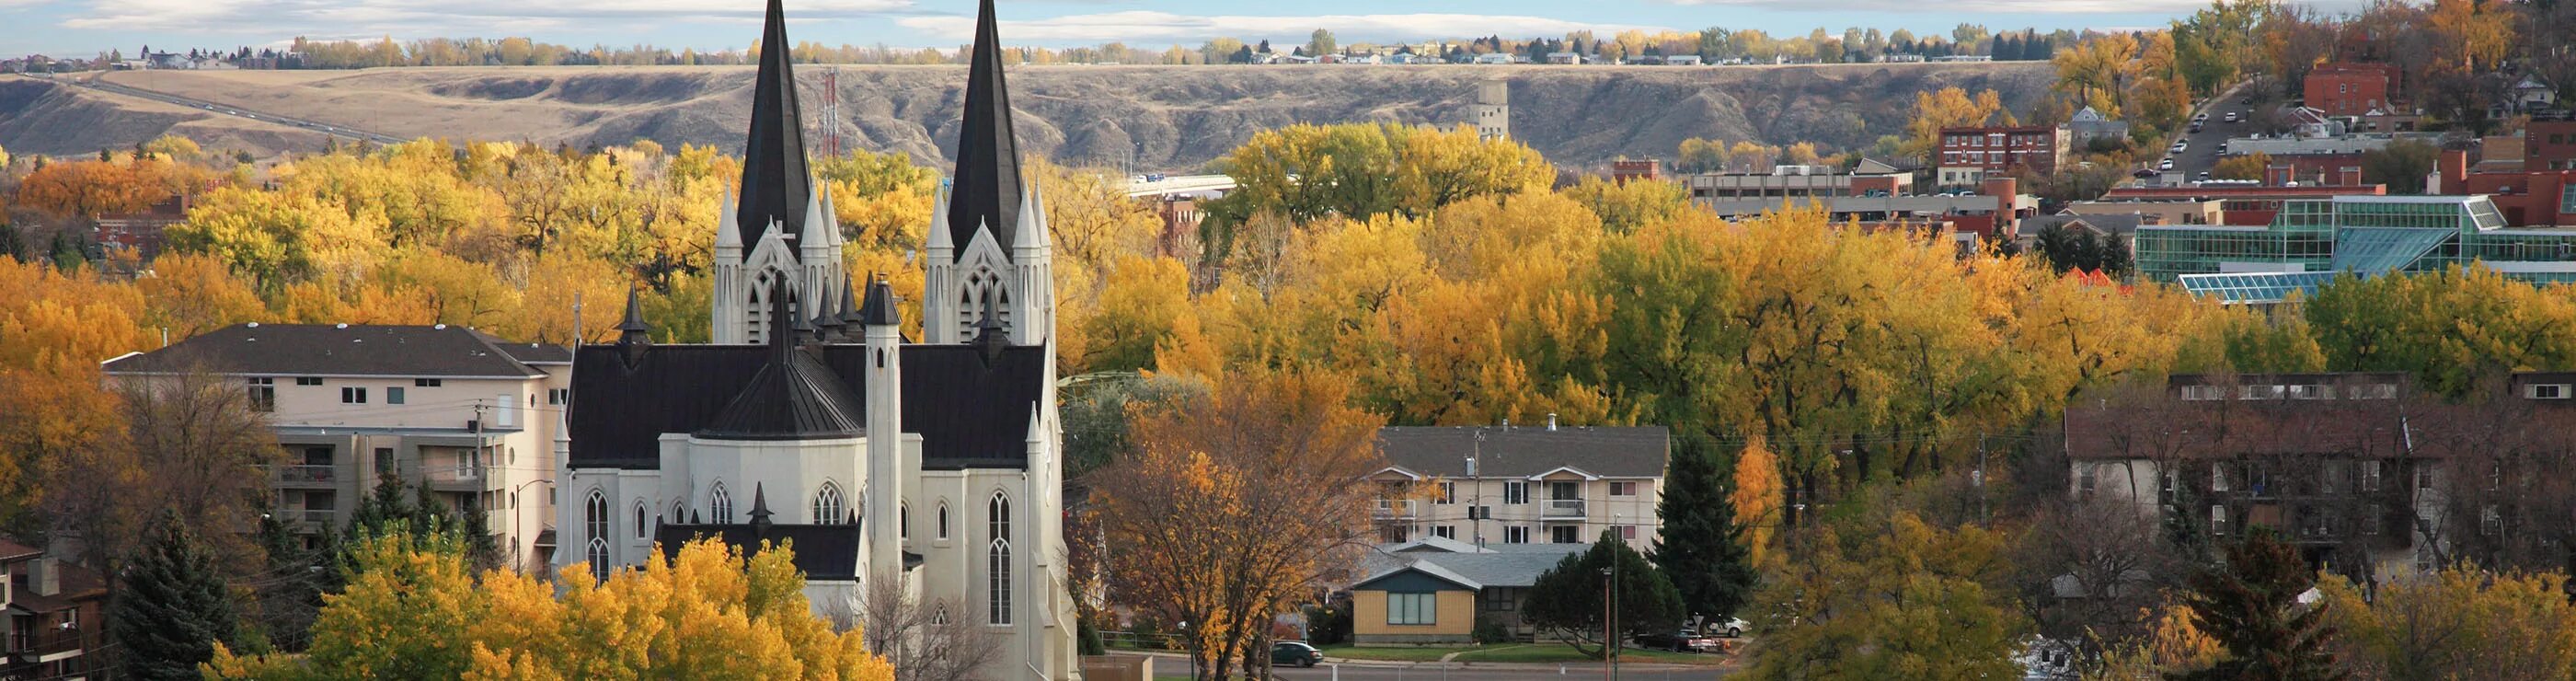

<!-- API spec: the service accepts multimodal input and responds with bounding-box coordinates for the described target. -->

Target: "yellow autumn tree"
[206,526,893,680]
[1902,87,2009,163]
[1730,435,1784,569]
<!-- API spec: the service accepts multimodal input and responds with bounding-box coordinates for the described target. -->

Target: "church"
[553,0,1078,676]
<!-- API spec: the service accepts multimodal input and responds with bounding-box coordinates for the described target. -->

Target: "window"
[1432,525,1455,539]
[374,447,395,475]
[2489,461,2503,491]
[386,387,405,405]
[1609,481,1638,496]
[340,387,367,404]
[2364,505,2383,536]
[2417,467,2434,492]
[2361,461,2382,491]
[2180,385,2225,400]
[2525,384,2570,399]
[671,500,686,524]
[1504,526,1531,544]
[1386,593,1435,625]
[549,388,571,405]
[2239,385,2286,400]
[709,484,733,524]
[937,502,950,539]
[2160,468,2179,501]
[2212,466,2230,492]
[415,378,443,387]
[584,491,610,582]
[989,492,1012,625]
[1617,525,1639,540]
[246,377,275,412]
[2482,505,2501,537]
[2561,184,2576,214]
[2077,465,2098,499]
[633,502,648,539]
[901,503,909,537]
[2212,505,2229,536]
[1549,525,1579,543]
[295,376,323,386]
[1502,481,1529,504]
[811,482,845,524]
[1435,481,1455,504]
[2288,384,2330,399]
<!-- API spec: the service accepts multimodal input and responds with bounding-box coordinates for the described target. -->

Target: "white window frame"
[1435,481,1455,504]
[1386,593,1435,626]
[2211,505,2229,536]
[2361,461,2382,491]
[811,482,845,524]
[1503,525,1530,544]
[709,483,733,524]
[1502,481,1530,504]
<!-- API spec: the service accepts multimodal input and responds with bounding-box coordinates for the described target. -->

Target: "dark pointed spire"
[973,287,1007,360]
[748,483,775,532]
[811,289,845,340]
[616,286,652,366]
[735,0,814,251]
[945,0,1025,257]
[836,277,866,334]
[766,279,796,355]
[860,275,901,328]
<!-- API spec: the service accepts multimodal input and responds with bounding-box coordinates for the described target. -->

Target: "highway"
[13,72,406,146]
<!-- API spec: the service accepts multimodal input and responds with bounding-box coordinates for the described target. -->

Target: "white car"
[1716,617,1750,638]
[2170,141,2188,153]
[2158,158,2175,170]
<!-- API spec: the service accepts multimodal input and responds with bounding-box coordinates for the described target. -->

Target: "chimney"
[2438,149,2469,195]
[2338,165,2363,189]
[2266,164,2294,187]
[1546,413,1558,431]
[30,556,58,596]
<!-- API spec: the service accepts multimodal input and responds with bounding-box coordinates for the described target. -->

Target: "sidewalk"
[1111,649,1722,672]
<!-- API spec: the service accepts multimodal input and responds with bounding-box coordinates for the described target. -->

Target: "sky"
[0,0,2346,58]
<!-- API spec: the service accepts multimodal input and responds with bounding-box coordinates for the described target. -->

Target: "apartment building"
[2065,372,2576,579]
[0,541,104,680]
[2304,63,2399,117]
[1369,422,1669,548]
[1935,124,2069,187]
[102,323,570,571]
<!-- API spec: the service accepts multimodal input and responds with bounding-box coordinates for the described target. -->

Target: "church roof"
[696,283,867,440]
[733,0,815,252]
[102,323,556,378]
[943,0,1026,257]
[655,519,862,582]
[567,342,1046,470]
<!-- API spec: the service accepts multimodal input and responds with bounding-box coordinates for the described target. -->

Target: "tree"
[207,528,896,680]
[2361,139,2440,194]
[841,576,996,681]
[1092,371,1383,681]
[2174,527,2342,681]
[1902,87,2009,163]
[1305,29,1337,58]
[2316,565,2576,680]
[110,510,238,681]
[1650,434,1757,626]
[1746,510,2024,679]
[1523,530,1686,658]
[1730,437,1784,568]
[2212,151,2272,180]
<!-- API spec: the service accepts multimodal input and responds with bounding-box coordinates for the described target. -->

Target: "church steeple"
[735,0,813,251]
[944,0,1025,257]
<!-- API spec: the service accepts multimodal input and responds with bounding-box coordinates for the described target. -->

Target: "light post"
[511,478,554,571]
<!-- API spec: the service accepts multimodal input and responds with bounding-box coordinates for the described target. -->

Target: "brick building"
[1936,125,2068,187]
[2305,63,2399,117]
[2437,149,2576,226]
[2529,119,2576,172]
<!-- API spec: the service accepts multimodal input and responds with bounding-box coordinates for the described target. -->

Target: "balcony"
[282,509,338,527]
[272,465,337,485]
[1374,500,1418,520]
[9,629,84,661]
[1541,499,1587,518]
[424,462,487,491]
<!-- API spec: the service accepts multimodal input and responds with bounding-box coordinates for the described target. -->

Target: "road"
[2155,82,2262,183]
[1265,663,1729,681]
[12,72,406,146]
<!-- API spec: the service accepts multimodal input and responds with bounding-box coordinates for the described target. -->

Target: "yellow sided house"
[1351,537,1586,645]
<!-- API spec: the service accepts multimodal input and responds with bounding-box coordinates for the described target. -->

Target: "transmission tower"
[821,66,842,158]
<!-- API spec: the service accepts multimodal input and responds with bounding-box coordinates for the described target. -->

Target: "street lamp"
[1599,564,1618,681]
[511,478,554,571]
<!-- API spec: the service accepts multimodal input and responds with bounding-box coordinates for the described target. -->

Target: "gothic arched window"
[632,501,648,539]
[988,491,1012,625]
[937,502,950,539]
[710,483,734,524]
[584,490,610,582]
[812,482,845,524]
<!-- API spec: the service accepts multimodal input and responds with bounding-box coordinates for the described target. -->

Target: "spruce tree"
[2176,527,2344,681]
[110,510,238,681]
[1650,434,1757,627]
[1523,531,1686,659]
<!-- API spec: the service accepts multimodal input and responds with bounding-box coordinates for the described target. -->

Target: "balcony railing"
[272,465,336,484]
[424,463,483,485]
[284,509,338,525]
[1541,499,1587,518]
[8,629,84,658]
[1374,500,1419,520]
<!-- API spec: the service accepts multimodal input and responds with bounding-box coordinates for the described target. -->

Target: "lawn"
[1451,643,1737,666]
[1315,644,1468,662]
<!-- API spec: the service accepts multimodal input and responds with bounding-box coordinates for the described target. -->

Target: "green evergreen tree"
[2175,527,2344,681]
[109,510,239,680]
[1522,530,1686,659]
[454,493,501,571]
[1650,434,1757,628]
[0,221,22,262]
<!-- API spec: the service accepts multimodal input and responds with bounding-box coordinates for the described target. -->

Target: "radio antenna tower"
[821,66,842,158]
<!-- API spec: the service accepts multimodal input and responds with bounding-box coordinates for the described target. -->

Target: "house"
[2304,63,2398,118]
[1,540,106,680]
[1664,54,1703,66]
[1349,537,1588,645]
[2512,75,2558,113]
[1473,53,1513,65]
[1877,53,1926,63]
[1935,124,2070,188]
[1544,52,1585,65]
[1367,422,1668,547]
[558,0,1081,676]
[101,323,571,569]
[2065,107,2131,148]
[2065,372,2576,580]
[2015,213,2146,251]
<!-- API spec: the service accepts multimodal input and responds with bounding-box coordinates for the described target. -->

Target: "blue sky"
[0,0,2325,58]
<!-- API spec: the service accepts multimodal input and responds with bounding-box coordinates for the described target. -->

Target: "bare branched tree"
[827,578,998,681]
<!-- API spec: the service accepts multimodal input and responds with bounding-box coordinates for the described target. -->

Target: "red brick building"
[1610,159,1662,185]
[1936,125,2068,187]
[1,540,107,681]
[2305,63,2399,117]
[2529,120,2576,172]
[2438,149,2576,226]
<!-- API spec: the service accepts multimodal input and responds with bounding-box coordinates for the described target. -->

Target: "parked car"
[1634,629,1720,652]
[2190,121,2204,133]
[2197,170,2213,181]
[2170,140,2188,153]
[1270,641,1323,668]
[1715,618,1750,638]
[2133,168,2159,179]
[2158,158,2175,170]
[2193,112,2210,122]
[2224,111,2241,123]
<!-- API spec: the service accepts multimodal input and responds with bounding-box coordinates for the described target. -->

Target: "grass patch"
[1451,643,1733,666]
[1315,644,1469,662]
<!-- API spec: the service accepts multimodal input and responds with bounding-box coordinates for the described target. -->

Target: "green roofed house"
[2136,194,2576,304]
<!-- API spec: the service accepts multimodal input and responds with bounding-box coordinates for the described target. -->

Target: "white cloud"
[1666,0,2206,12]
[897,10,1673,45]
[60,0,912,34]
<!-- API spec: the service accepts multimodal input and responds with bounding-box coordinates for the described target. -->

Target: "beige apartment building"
[102,323,569,571]
[1370,423,1670,548]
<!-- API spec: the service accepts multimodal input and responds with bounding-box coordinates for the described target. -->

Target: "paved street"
[2156,82,2264,181]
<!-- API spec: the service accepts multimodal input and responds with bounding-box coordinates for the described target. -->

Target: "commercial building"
[1,540,105,680]
[1935,124,2069,187]
[1349,537,1586,645]
[100,324,571,570]
[2100,184,2386,227]
[1685,160,1910,200]
[2135,194,2576,303]
[1368,423,1668,548]
[2067,372,2576,580]
[2304,63,2399,117]
[2435,149,2576,227]
[2529,119,2576,172]
[1693,175,2036,239]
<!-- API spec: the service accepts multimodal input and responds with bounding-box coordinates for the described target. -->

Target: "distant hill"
[0,63,2053,170]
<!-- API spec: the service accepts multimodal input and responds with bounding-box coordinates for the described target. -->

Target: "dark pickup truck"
[1633,629,1720,652]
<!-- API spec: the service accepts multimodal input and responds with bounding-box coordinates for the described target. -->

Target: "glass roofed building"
[2136,195,2576,304]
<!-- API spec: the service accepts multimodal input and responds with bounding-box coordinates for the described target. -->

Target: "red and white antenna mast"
[821,66,842,157]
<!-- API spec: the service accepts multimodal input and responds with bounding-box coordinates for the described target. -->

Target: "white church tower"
[711,18,846,346]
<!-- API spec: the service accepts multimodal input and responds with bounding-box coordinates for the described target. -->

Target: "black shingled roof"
[568,343,1045,470]
[102,323,550,378]
[1376,426,1671,479]
[944,0,1025,256]
[654,521,861,581]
